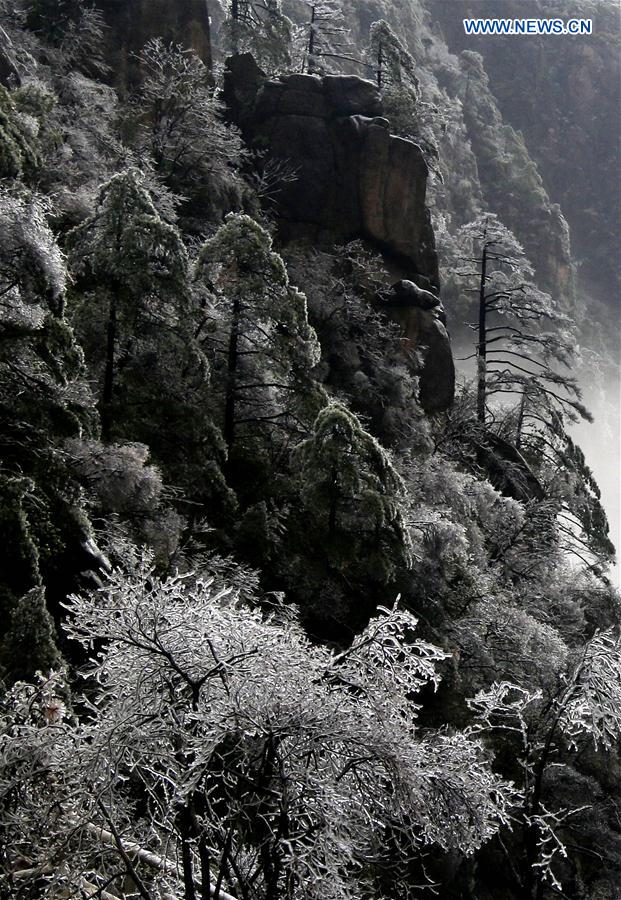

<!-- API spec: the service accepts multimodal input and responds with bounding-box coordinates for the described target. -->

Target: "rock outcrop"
[224,54,439,290]
[379,280,455,412]
[98,0,212,88]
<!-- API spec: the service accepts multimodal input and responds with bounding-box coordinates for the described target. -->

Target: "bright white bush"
[0,556,516,899]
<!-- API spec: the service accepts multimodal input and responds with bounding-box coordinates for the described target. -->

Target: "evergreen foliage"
[197,214,322,467]
[0,85,40,179]
[455,213,586,425]
[0,587,61,683]
[294,402,411,578]
[0,188,92,682]
[288,402,412,628]
[25,0,84,44]
[124,40,246,224]
[0,2,618,897]
[369,19,418,90]
[299,0,354,74]
[66,169,192,441]
[223,0,293,71]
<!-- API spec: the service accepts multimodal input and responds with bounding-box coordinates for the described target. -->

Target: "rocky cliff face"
[224,54,454,411]
[379,280,455,413]
[0,28,20,87]
[98,0,212,87]
[428,0,620,310]
[224,54,439,289]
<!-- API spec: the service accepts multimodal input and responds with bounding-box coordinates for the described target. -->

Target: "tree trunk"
[328,466,339,537]
[101,293,117,442]
[477,242,488,424]
[224,294,241,452]
[179,813,198,900]
[307,5,316,73]
[230,0,240,53]
[515,387,528,451]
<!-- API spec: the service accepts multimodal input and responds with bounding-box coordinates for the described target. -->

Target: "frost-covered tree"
[223,0,292,71]
[456,214,586,426]
[0,586,61,682]
[197,214,322,460]
[299,0,356,74]
[285,242,430,450]
[498,383,615,569]
[66,169,192,441]
[470,631,621,896]
[369,18,417,91]
[40,72,127,225]
[0,187,89,445]
[25,0,84,44]
[362,19,447,181]
[66,170,234,520]
[294,402,410,570]
[0,188,90,680]
[25,0,107,75]
[0,85,41,180]
[125,40,246,224]
[288,402,412,626]
[0,557,515,898]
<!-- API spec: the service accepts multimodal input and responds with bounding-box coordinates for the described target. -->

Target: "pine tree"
[508,386,615,569]
[126,40,245,223]
[369,19,418,92]
[25,0,84,45]
[0,477,40,622]
[294,402,410,585]
[67,170,235,520]
[301,0,355,74]
[224,0,292,72]
[0,587,61,682]
[456,213,586,426]
[0,188,91,681]
[0,85,41,180]
[66,169,191,442]
[196,214,322,464]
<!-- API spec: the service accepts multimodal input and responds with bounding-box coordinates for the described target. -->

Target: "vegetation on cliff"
[0,1,619,898]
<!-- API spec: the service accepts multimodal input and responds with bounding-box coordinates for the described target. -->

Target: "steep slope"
[430,0,620,311]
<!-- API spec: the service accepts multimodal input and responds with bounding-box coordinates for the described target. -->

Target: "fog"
[451,338,620,586]
[573,373,621,586]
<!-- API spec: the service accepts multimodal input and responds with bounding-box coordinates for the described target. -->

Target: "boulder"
[386,279,442,312]
[222,52,266,129]
[323,74,383,116]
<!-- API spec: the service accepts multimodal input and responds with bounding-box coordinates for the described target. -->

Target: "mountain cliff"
[0,2,619,899]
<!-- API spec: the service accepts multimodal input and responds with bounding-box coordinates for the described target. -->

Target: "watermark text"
[463,18,592,36]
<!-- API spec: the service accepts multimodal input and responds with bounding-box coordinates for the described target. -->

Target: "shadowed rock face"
[379,280,455,412]
[224,55,439,290]
[97,0,212,88]
[224,53,453,411]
